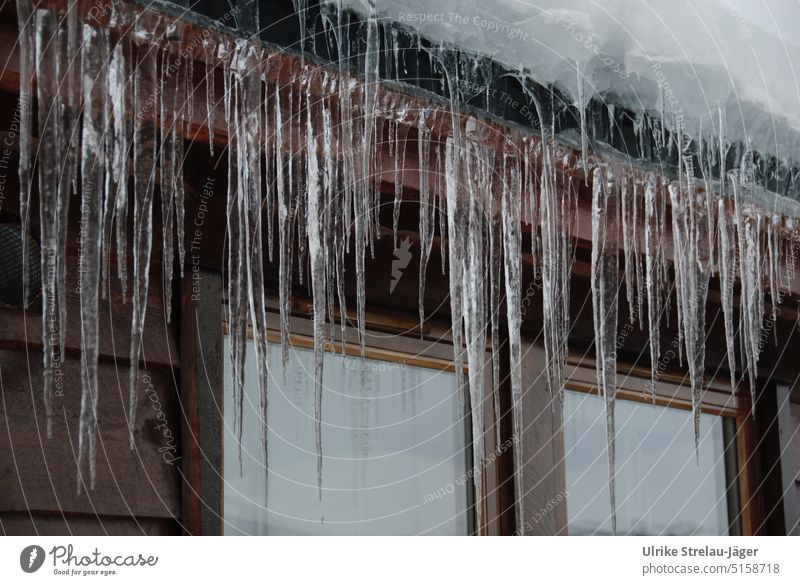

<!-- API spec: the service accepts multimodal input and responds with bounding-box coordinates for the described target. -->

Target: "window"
[563,389,741,535]
[222,335,472,535]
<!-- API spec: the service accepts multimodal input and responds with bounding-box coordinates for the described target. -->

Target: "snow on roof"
[337,0,800,160]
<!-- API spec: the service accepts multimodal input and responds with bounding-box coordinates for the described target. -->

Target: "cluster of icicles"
[16,0,800,534]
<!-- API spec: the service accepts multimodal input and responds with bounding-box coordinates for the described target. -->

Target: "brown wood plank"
[0,349,181,519]
[179,267,223,535]
[0,511,179,535]
[0,291,179,370]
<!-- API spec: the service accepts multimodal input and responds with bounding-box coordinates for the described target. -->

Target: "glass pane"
[564,391,731,535]
[223,338,471,535]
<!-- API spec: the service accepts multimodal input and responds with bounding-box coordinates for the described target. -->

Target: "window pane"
[564,391,731,535]
[223,338,471,535]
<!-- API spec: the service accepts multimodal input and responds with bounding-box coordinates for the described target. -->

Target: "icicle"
[276,77,293,369]
[57,5,81,353]
[417,112,433,331]
[668,180,708,452]
[17,0,34,302]
[632,182,645,330]
[391,26,401,81]
[501,146,526,535]
[461,140,487,535]
[174,51,188,282]
[320,81,338,349]
[34,9,60,438]
[105,38,127,302]
[160,47,176,324]
[576,64,588,180]
[443,137,468,458]
[620,177,636,323]
[436,143,448,275]
[77,23,108,490]
[731,177,761,415]
[718,199,737,391]
[128,31,158,448]
[607,104,616,142]
[539,126,571,404]
[718,106,727,201]
[590,167,619,535]
[355,4,380,359]
[291,0,309,52]
[767,215,781,330]
[393,123,409,248]
[644,179,661,394]
[488,179,503,447]
[305,88,327,497]
[238,43,270,495]
[203,37,216,156]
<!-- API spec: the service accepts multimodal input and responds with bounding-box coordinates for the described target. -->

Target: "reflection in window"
[564,391,733,535]
[223,338,471,535]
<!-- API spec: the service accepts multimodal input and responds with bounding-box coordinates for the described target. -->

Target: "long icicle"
[77,23,108,490]
[306,74,327,499]
[34,8,60,438]
[501,145,526,535]
[590,166,619,535]
[718,199,737,391]
[128,30,158,448]
[644,178,660,399]
[17,0,34,304]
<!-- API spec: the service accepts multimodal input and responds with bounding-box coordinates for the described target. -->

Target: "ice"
[620,177,635,324]
[336,0,800,157]
[174,55,187,283]
[392,122,409,249]
[239,43,270,483]
[488,174,503,446]
[159,46,176,324]
[668,179,710,451]
[16,0,33,302]
[501,145,525,534]
[306,84,326,498]
[590,167,619,535]
[417,112,433,331]
[538,127,573,407]
[128,30,158,448]
[203,38,216,156]
[77,23,108,490]
[355,5,380,359]
[57,6,81,353]
[461,139,488,535]
[443,137,467,459]
[291,0,309,51]
[113,38,132,299]
[731,176,762,413]
[644,179,661,395]
[106,40,128,301]
[717,199,737,391]
[576,65,588,179]
[34,8,60,437]
[276,78,293,370]
[20,0,800,513]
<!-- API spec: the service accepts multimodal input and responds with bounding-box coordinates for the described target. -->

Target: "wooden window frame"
[560,355,758,536]
[181,279,760,537]
[202,297,505,535]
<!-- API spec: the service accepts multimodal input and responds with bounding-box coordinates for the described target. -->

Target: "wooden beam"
[179,266,223,535]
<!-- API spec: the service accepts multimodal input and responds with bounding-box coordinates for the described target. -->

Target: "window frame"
[214,297,504,535]
[179,275,757,537]
[561,355,757,536]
